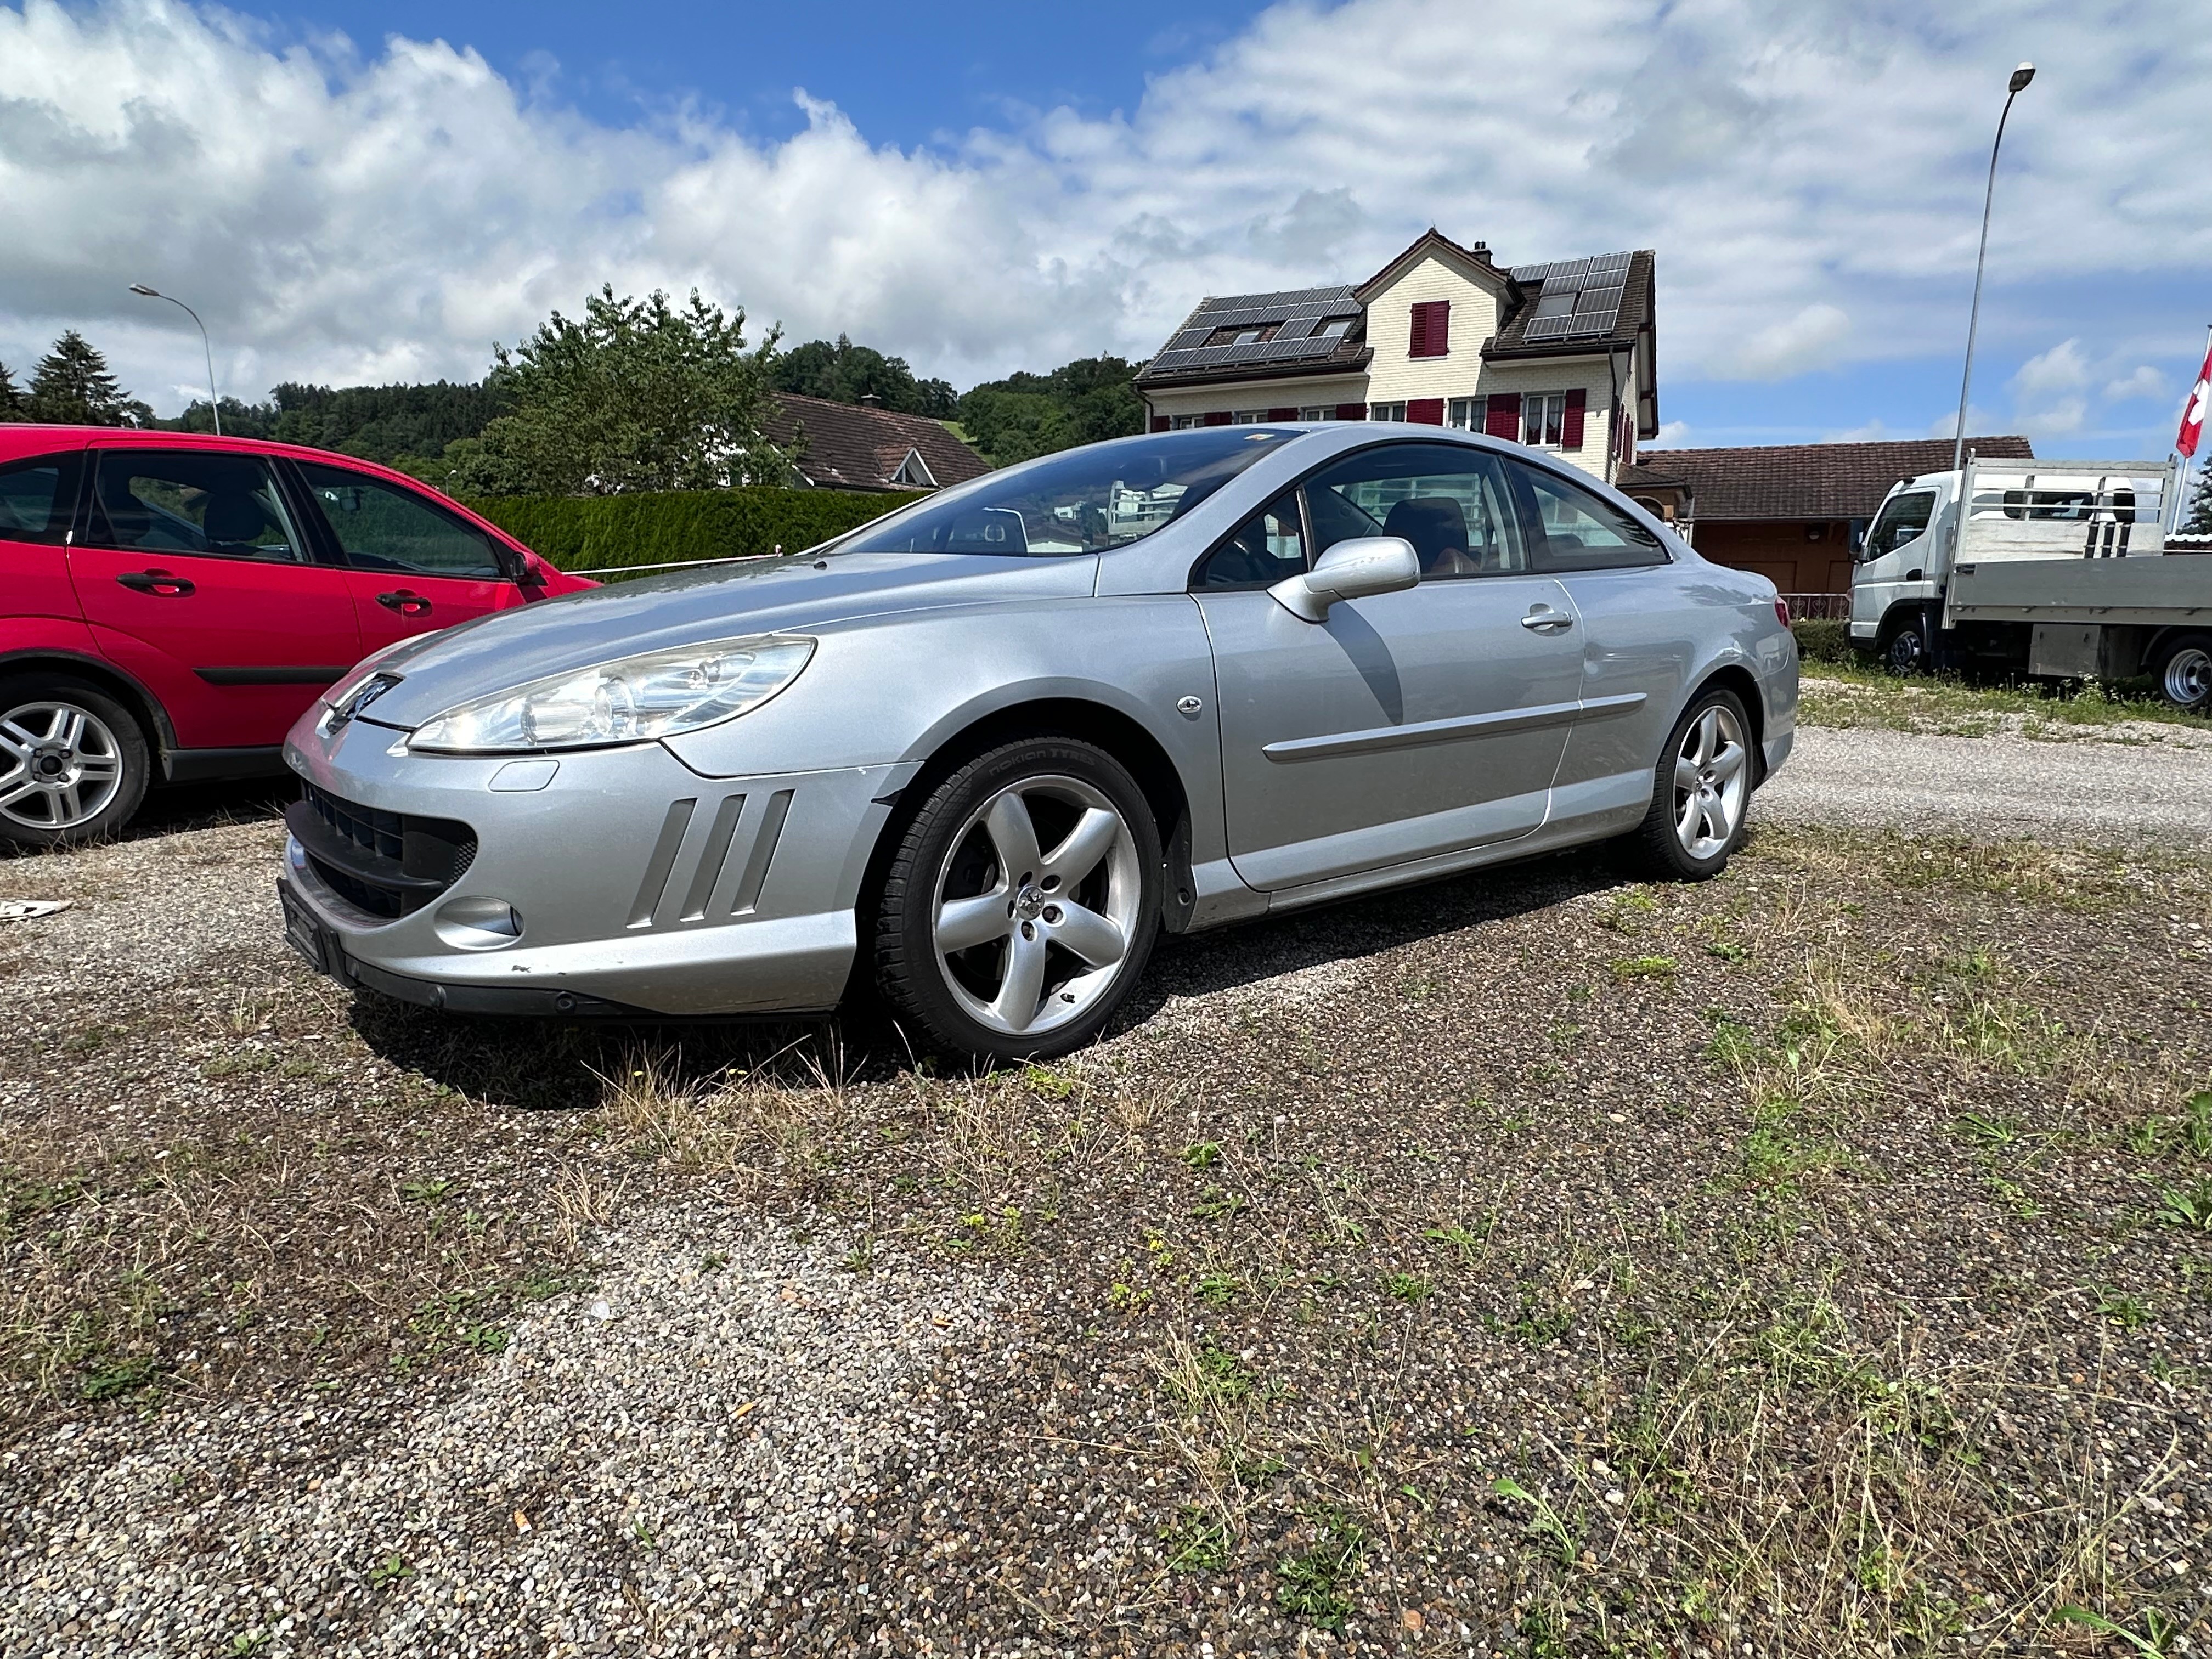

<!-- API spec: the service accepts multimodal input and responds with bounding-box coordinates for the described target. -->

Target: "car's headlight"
[407,634,815,754]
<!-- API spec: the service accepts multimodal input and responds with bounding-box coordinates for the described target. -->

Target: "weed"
[2094,1287,2150,1331]
[1019,1065,1079,1100]
[1161,1505,1231,1571]
[1493,1476,1582,1567]
[842,1237,876,1274]
[1609,954,1678,983]
[1706,939,1750,962]
[80,1353,162,1402]
[459,1323,509,1355]
[1180,1141,1222,1170]
[1383,1271,1430,1304]
[2154,1180,2212,1231]
[1952,1111,2019,1147]
[1195,1271,1241,1306]
[1276,1507,1367,1630]
[367,1553,415,1587]
[1423,1220,1491,1260]
[226,1630,269,1656]
[2054,1605,2178,1657]
[400,1177,453,1205]
[1162,1337,1254,1406]
[1190,1186,1247,1222]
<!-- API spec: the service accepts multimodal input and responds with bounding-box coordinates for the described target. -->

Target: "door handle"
[376,590,433,617]
[116,570,195,597]
[1521,608,1573,632]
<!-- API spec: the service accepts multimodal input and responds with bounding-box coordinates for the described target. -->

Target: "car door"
[290,460,526,652]
[0,445,95,646]
[1849,487,1938,636]
[1501,456,1690,830]
[1193,439,1584,891]
[67,444,364,750]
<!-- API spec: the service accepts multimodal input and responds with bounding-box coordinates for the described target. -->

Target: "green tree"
[26,331,151,426]
[770,334,957,418]
[0,360,27,421]
[955,356,1145,466]
[456,287,790,495]
[2184,463,2212,536]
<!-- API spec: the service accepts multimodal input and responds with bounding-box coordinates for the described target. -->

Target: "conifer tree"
[26,331,150,426]
[0,360,27,421]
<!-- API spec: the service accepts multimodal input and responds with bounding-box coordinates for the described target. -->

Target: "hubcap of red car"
[0,702,126,832]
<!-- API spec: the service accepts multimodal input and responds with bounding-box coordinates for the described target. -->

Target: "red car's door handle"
[376,590,433,617]
[116,569,196,597]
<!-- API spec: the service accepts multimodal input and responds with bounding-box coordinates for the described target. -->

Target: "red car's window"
[0,453,84,546]
[298,464,505,579]
[84,450,307,563]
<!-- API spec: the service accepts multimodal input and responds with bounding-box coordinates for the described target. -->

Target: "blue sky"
[4,0,2209,459]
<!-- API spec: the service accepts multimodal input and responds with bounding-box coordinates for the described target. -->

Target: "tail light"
[1775,599,1792,628]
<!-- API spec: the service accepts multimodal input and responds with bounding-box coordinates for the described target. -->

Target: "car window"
[1301,442,1527,578]
[1508,462,1668,572]
[86,450,305,563]
[1865,490,1936,558]
[0,453,82,546]
[1193,490,1305,589]
[299,463,506,579]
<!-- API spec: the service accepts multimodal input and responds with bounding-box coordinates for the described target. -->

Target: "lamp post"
[1950,63,2035,477]
[127,283,220,435]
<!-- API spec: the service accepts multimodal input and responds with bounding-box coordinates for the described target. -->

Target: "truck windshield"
[1865,491,1934,558]
[836,427,1296,557]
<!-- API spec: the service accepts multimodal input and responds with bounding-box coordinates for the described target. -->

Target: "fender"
[0,631,183,755]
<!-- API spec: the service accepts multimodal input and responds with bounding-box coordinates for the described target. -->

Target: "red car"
[0,426,594,847]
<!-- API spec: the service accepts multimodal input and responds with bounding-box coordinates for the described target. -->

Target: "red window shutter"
[1408,300,1449,359]
[1334,403,1368,421]
[1266,406,1298,421]
[1149,414,1169,433]
[1406,397,1445,426]
[1202,410,1232,427]
[1485,393,1521,439]
[1562,388,1587,449]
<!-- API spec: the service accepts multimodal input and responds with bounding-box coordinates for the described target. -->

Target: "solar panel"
[1509,252,1632,343]
[1152,283,1362,373]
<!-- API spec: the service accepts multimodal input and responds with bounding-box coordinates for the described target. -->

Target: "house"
[1133,229,1660,485]
[764,393,990,493]
[1616,435,2036,600]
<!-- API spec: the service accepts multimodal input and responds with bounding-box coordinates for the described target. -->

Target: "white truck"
[1849,453,2210,710]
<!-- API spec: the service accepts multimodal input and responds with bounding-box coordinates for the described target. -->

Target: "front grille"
[291,782,478,921]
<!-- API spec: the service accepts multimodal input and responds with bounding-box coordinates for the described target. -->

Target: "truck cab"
[1849,473,1952,673]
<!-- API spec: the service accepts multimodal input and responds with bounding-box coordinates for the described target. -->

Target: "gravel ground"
[1763,723,2212,847]
[3,747,2211,1657]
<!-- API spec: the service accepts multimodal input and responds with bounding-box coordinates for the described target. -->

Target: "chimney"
[859,393,882,408]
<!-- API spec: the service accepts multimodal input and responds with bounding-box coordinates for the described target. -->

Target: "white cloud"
[1822,419,1894,443]
[1646,420,1692,447]
[3,0,2210,410]
[2104,365,2168,403]
[2010,338,2091,400]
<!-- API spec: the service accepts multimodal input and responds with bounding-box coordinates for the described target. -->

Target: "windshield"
[837,427,1297,557]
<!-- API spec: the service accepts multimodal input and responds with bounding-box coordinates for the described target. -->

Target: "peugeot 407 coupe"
[277,424,1798,1061]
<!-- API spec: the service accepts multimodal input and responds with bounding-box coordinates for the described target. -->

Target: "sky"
[3,0,2210,457]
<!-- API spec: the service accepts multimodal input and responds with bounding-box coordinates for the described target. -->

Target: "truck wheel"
[1882,609,1931,676]
[0,673,151,850]
[2153,633,2212,713]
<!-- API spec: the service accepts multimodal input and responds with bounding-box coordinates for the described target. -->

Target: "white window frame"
[1369,400,1407,422]
[1297,405,1329,421]
[1169,414,1203,431]
[1231,409,1267,425]
[1447,396,1486,431]
[1522,392,1567,448]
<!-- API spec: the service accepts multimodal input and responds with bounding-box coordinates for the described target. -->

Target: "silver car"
[277,424,1798,1060]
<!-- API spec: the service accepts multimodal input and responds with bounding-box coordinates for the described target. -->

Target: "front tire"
[1882,607,1931,676]
[0,674,150,851]
[1620,687,1754,881]
[874,737,1162,1063]
[2152,633,2212,714]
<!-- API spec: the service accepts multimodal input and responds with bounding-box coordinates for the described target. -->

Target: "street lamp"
[1950,63,2035,477]
[127,283,221,435]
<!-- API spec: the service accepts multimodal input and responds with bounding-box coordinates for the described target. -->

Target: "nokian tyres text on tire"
[873,736,1162,1063]
[0,673,150,850]
[1620,686,1755,882]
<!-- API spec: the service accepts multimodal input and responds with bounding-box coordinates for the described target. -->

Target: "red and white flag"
[2181,340,2212,458]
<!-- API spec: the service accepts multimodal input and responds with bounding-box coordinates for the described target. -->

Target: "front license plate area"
[279,884,331,974]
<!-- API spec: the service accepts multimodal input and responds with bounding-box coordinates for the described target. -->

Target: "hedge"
[462,486,929,577]
[1791,618,1855,664]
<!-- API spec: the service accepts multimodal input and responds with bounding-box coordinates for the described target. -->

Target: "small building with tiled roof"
[1133,229,1660,486]
[764,393,991,494]
[1620,435,2036,599]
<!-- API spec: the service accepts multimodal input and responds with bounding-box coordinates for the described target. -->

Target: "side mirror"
[1268,536,1420,622]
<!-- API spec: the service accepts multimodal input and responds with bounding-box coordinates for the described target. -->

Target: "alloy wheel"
[1672,703,1748,861]
[1886,623,1926,676]
[0,701,126,832]
[930,774,1142,1039]
[2163,645,2211,710]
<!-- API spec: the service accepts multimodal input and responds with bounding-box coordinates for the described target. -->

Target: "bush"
[462,486,926,576]
[1791,618,1855,664]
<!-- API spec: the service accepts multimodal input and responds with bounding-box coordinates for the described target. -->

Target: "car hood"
[349,550,1101,728]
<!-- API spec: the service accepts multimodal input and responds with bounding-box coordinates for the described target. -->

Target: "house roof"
[1132,286,1370,391]
[1486,249,1656,362]
[764,393,990,493]
[1620,436,2037,521]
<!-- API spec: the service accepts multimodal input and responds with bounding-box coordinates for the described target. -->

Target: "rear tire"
[2152,633,2212,714]
[874,736,1162,1063]
[1619,687,1754,882]
[0,674,150,851]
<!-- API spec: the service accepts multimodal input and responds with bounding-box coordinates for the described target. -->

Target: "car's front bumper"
[279,713,915,1018]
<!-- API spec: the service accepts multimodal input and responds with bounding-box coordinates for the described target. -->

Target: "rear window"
[0,454,81,546]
